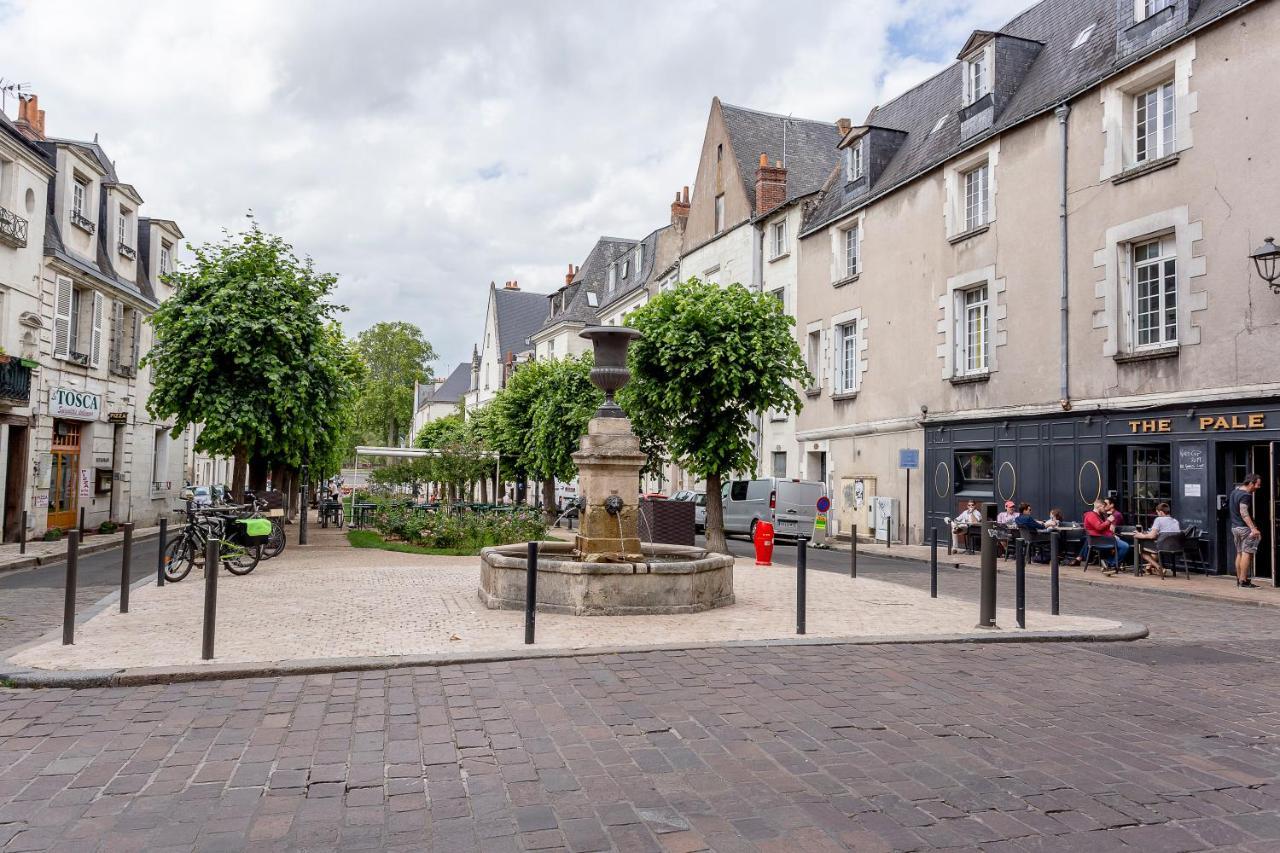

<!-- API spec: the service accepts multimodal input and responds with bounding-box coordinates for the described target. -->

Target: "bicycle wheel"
[163,535,195,582]
[222,540,262,575]
[261,520,286,560]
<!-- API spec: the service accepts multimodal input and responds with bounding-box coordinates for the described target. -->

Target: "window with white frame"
[806,329,822,388]
[771,287,784,310]
[1132,235,1177,348]
[957,284,990,374]
[118,213,128,245]
[72,178,87,216]
[1134,81,1175,164]
[152,429,170,491]
[1140,0,1174,20]
[771,452,787,478]
[842,223,860,278]
[963,162,989,231]
[658,273,677,293]
[965,49,989,105]
[634,244,643,272]
[836,321,858,393]
[714,194,725,233]
[608,263,617,291]
[845,143,864,181]
[771,220,788,258]
[621,259,630,279]
[548,337,556,357]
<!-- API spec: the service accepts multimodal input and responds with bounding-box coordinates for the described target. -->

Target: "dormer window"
[845,143,864,182]
[634,244,643,272]
[160,240,172,275]
[714,194,725,233]
[1139,0,1175,20]
[117,209,136,260]
[621,259,630,279]
[70,177,95,234]
[608,263,617,291]
[965,49,990,105]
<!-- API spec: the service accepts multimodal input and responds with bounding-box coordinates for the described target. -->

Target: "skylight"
[931,115,947,134]
[586,291,599,307]
[1071,22,1097,50]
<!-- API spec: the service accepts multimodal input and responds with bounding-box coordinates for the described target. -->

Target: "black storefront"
[924,398,1280,580]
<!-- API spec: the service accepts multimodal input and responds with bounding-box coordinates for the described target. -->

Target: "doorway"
[48,421,80,531]
[1217,442,1274,584]
[3,424,28,542]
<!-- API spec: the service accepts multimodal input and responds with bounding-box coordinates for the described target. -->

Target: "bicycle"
[162,496,267,581]
[244,490,287,559]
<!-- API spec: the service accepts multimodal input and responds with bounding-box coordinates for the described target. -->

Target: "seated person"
[1135,502,1181,576]
[1014,503,1045,531]
[1043,508,1065,529]
[951,501,981,550]
[996,500,1017,526]
[1073,499,1131,569]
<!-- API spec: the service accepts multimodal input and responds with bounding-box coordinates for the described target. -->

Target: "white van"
[721,478,826,540]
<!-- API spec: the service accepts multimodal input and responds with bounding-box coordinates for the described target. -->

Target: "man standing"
[1230,473,1263,588]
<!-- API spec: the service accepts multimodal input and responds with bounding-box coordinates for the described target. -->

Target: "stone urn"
[579,326,641,418]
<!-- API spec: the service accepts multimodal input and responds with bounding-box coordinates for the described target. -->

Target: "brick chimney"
[504,280,519,290]
[670,186,690,228]
[836,117,852,136]
[565,263,577,285]
[15,94,46,141]
[754,153,787,215]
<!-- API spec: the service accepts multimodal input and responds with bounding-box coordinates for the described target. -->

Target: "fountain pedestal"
[572,416,646,560]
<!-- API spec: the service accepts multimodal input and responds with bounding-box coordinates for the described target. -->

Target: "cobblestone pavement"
[3,547,1280,851]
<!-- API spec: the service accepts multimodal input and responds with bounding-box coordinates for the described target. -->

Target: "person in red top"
[1074,499,1129,568]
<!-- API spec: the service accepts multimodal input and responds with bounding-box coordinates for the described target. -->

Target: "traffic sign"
[816,495,831,513]
[898,448,920,469]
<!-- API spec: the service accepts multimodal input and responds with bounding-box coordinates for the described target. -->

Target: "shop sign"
[107,411,128,424]
[49,387,102,420]
[79,468,92,497]
[1126,413,1267,434]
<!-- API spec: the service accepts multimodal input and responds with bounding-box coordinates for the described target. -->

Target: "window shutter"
[90,290,104,367]
[53,276,73,359]
[953,294,965,374]
[130,309,141,370]
[109,300,124,372]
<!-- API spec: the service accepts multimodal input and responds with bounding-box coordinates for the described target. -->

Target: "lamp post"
[1250,237,1280,293]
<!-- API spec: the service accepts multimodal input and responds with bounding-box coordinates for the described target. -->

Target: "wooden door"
[48,422,80,531]
[3,425,28,542]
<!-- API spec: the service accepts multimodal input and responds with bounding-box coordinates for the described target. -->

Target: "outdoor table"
[353,502,376,529]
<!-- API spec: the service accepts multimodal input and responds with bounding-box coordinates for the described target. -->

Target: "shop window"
[1116,444,1171,529]
[954,449,994,493]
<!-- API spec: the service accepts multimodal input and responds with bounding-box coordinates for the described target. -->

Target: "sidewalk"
[0,524,165,574]
[832,535,1280,608]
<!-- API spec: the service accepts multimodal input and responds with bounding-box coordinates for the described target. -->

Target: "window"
[965,49,989,104]
[771,452,787,478]
[1071,22,1097,50]
[954,450,994,492]
[548,338,556,357]
[771,288,785,310]
[806,329,822,387]
[714,194,725,233]
[842,224,859,278]
[160,240,172,275]
[729,481,749,501]
[704,266,721,286]
[109,301,141,375]
[963,163,989,231]
[931,115,947,134]
[958,284,990,374]
[1141,0,1174,19]
[72,179,87,216]
[845,143,864,181]
[771,221,788,258]
[621,259,629,279]
[608,264,617,291]
[658,273,677,293]
[586,291,599,308]
[836,321,858,393]
[635,244,643,272]
[152,428,170,491]
[1132,235,1177,348]
[1117,445,1171,529]
[1134,81,1175,163]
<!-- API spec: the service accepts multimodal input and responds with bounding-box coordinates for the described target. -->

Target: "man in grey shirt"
[1229,473,1263,588]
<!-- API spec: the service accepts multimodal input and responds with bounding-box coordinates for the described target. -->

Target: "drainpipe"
[1055,103,1071,409]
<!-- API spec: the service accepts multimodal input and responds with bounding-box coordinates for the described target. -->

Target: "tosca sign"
[49,387,102,420]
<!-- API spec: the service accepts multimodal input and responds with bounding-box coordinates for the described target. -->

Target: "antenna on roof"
[0,79,31,116]
[782,113,792,168]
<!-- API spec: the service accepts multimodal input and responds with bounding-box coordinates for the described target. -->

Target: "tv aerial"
[0,79,32,115]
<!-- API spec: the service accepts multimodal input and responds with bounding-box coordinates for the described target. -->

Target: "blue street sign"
[816,495,831,513]
[898,448,920,469]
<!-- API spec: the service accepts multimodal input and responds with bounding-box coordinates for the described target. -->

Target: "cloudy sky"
[0,0,1029,373]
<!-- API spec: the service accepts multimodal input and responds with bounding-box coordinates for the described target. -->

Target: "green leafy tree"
[415,412,466,449]
[354,322,436,447]
[145,221,358,499]
[622,279,811,553]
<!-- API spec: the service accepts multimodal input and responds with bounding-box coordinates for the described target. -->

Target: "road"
[3,537,1280,850]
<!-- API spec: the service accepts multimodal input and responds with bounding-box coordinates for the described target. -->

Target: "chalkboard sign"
[1176,443,1208,526]
[1178,445,1206,472]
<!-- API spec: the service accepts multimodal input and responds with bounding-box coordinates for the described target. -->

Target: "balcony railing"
[117,241,136,260]
[68,350,90,366]
[0,357,33,404]
[71,211,96,234]
[0,206,28,249]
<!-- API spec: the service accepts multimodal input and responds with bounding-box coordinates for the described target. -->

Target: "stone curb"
[0,529,164,576]
[0,619,1149,689]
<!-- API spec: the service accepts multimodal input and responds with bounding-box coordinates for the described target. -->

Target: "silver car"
[672,490,707,532]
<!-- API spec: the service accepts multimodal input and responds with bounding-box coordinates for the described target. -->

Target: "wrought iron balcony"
[0,206,28,248]
[117,241,136,260]
[68,350,90,366]
[71,211,96,234]
[0,357,33,404]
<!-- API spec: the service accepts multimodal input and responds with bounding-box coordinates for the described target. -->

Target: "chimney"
[836,117,852,136]
[15,94,46,141]
[754,153,787,216]
[565,263,576,285]
[504,280,519,290]
[670,185,690,228]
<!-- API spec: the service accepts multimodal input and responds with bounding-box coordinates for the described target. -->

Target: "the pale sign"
[49,387,102,420]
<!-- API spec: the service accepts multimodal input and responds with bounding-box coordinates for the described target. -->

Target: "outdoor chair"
[1154,532,1188,579]
[1082,534,1118,572]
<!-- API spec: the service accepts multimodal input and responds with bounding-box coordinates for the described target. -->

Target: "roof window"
[586,291,599,308]
[1070,23,1096,50]
[931,115,947,134]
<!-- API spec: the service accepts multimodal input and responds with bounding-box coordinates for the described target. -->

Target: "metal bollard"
[946,521,953,556]
[79,506,86,536]
[119,523,134,613]
[796,537,808,635]
[62,530,80,645]
[19,510,26,555]
[524,541,539,645]
[202,539,220,660]
[156,518,168,587]
[930,527,939,598]
[850,524,857,579]
[885,517,891,550]
[1015,538,1027,629]
[299,473,309,546]
[1049,530,1060,616]
[977,504,997,628]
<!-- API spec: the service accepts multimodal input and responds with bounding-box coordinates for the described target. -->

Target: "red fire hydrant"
[754,520,775,566]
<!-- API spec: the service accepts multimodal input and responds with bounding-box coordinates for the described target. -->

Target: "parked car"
[671,490,707,533]
[191,485,213,507]
[721,478,825,540]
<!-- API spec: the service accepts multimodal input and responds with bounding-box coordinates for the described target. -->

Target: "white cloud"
[0,0,1029,373]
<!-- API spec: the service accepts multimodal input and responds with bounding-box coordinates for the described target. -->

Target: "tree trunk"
[704,471,728,554]
[248,457,268,493]
[542,478,556,526]
[282,469,296,522]
[479,476,488,504]
[231,445,248,503]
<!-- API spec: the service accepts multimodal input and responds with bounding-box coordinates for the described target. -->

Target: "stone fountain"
[478,327,735,615]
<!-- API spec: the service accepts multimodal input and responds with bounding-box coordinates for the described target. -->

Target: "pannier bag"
[237,517,273,546]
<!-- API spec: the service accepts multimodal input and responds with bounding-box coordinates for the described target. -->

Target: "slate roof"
[493,285,551,356]
[598,225,668,315]
[803,0,1250,235]
[719,102,842,212]
[539,237,638,333]
[417,361,471,409]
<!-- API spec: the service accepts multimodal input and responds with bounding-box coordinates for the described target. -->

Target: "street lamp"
[1250,236,1280,294]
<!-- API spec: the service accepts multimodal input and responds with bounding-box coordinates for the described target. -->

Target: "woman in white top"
[952,501,981,549]
[1135,502,1181,576]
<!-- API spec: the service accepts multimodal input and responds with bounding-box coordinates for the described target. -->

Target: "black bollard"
[796,537,808,635]
[299,468,309,546]
[156,518,168,587]
[79,506,85,536]
[119,523,134,613]
[62,530,80,645]
[1049,530,1060,616]
[524,541,538,645]
[202,539,219,660]
[1015,538,1027,629]
[850,524,857,579]
[19,510,26,555]
[930,527,939,598]
[977,503,998,628]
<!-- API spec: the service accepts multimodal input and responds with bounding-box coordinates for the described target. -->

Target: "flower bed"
[370,504,546,553]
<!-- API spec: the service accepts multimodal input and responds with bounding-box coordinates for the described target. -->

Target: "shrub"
[42,527,64,541]
[99,521,119,535]
[371,506,546,551]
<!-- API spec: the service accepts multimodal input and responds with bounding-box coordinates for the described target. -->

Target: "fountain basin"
[478,541,735,615]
